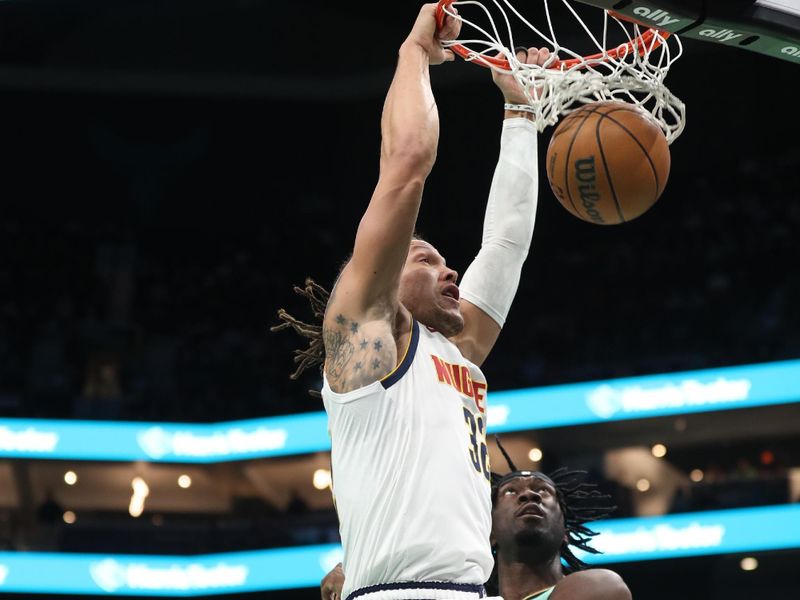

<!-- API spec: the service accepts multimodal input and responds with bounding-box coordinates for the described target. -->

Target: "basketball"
[545,101,671,225]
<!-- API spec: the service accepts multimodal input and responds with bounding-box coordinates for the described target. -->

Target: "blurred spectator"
[73,351,124,419]
[34,489,64,550]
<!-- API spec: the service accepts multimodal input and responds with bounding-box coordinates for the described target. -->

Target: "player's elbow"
[383,138,437,178]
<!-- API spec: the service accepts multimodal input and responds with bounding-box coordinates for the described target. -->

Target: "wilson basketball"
[545,101,671,225]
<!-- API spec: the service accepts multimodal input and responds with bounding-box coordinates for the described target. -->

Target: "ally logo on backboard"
[696,27,746,43]
[630,6,687,29]
[782,45,800,58]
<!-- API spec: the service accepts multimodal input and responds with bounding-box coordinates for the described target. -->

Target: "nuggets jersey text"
[322,319,494,599]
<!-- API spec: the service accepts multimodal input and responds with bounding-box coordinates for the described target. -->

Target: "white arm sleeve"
[459,117,538,327]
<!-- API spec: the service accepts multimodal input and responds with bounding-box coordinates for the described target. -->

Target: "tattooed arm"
[322,5,459,393]
[322,315,396,392]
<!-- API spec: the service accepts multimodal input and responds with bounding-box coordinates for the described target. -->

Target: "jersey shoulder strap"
[522,586,555,600]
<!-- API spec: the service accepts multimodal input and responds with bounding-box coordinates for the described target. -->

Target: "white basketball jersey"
[322,320,494,599]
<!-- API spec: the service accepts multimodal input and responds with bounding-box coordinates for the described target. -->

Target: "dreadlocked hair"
[489,436,616,581]
[270,278,330,398]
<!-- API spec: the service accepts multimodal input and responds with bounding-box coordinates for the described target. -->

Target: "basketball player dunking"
[276,4,548,600]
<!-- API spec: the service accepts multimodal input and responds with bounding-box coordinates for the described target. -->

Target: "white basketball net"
[439,0,686,144]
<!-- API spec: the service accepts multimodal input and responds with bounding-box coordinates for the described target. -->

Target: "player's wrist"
[504,102,535,121]
[504,110,535,121]
[399,39,431,60]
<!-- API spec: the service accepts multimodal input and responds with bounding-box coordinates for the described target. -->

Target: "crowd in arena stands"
[1,218,319,422]
[0,159,800,422]
[2,138,800,425]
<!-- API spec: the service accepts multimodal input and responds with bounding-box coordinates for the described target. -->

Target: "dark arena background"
[1,1,800,599]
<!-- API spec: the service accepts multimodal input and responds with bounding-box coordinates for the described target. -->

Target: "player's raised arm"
[322,4,460,392]
[451,47,550,366]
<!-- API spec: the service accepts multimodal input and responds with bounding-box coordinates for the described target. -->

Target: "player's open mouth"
[441,284,460,302]
[516,503,545,518]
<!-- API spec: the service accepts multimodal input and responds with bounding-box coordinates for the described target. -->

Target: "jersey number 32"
[463,407,491,482]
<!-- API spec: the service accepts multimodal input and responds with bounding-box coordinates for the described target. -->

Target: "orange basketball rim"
[435,0,672,71]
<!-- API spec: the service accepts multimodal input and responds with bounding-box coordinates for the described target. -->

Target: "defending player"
[275,4,546,599]
[487,441,631,600]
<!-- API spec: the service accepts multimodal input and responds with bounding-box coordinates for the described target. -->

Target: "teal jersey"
[523,586,555,600]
